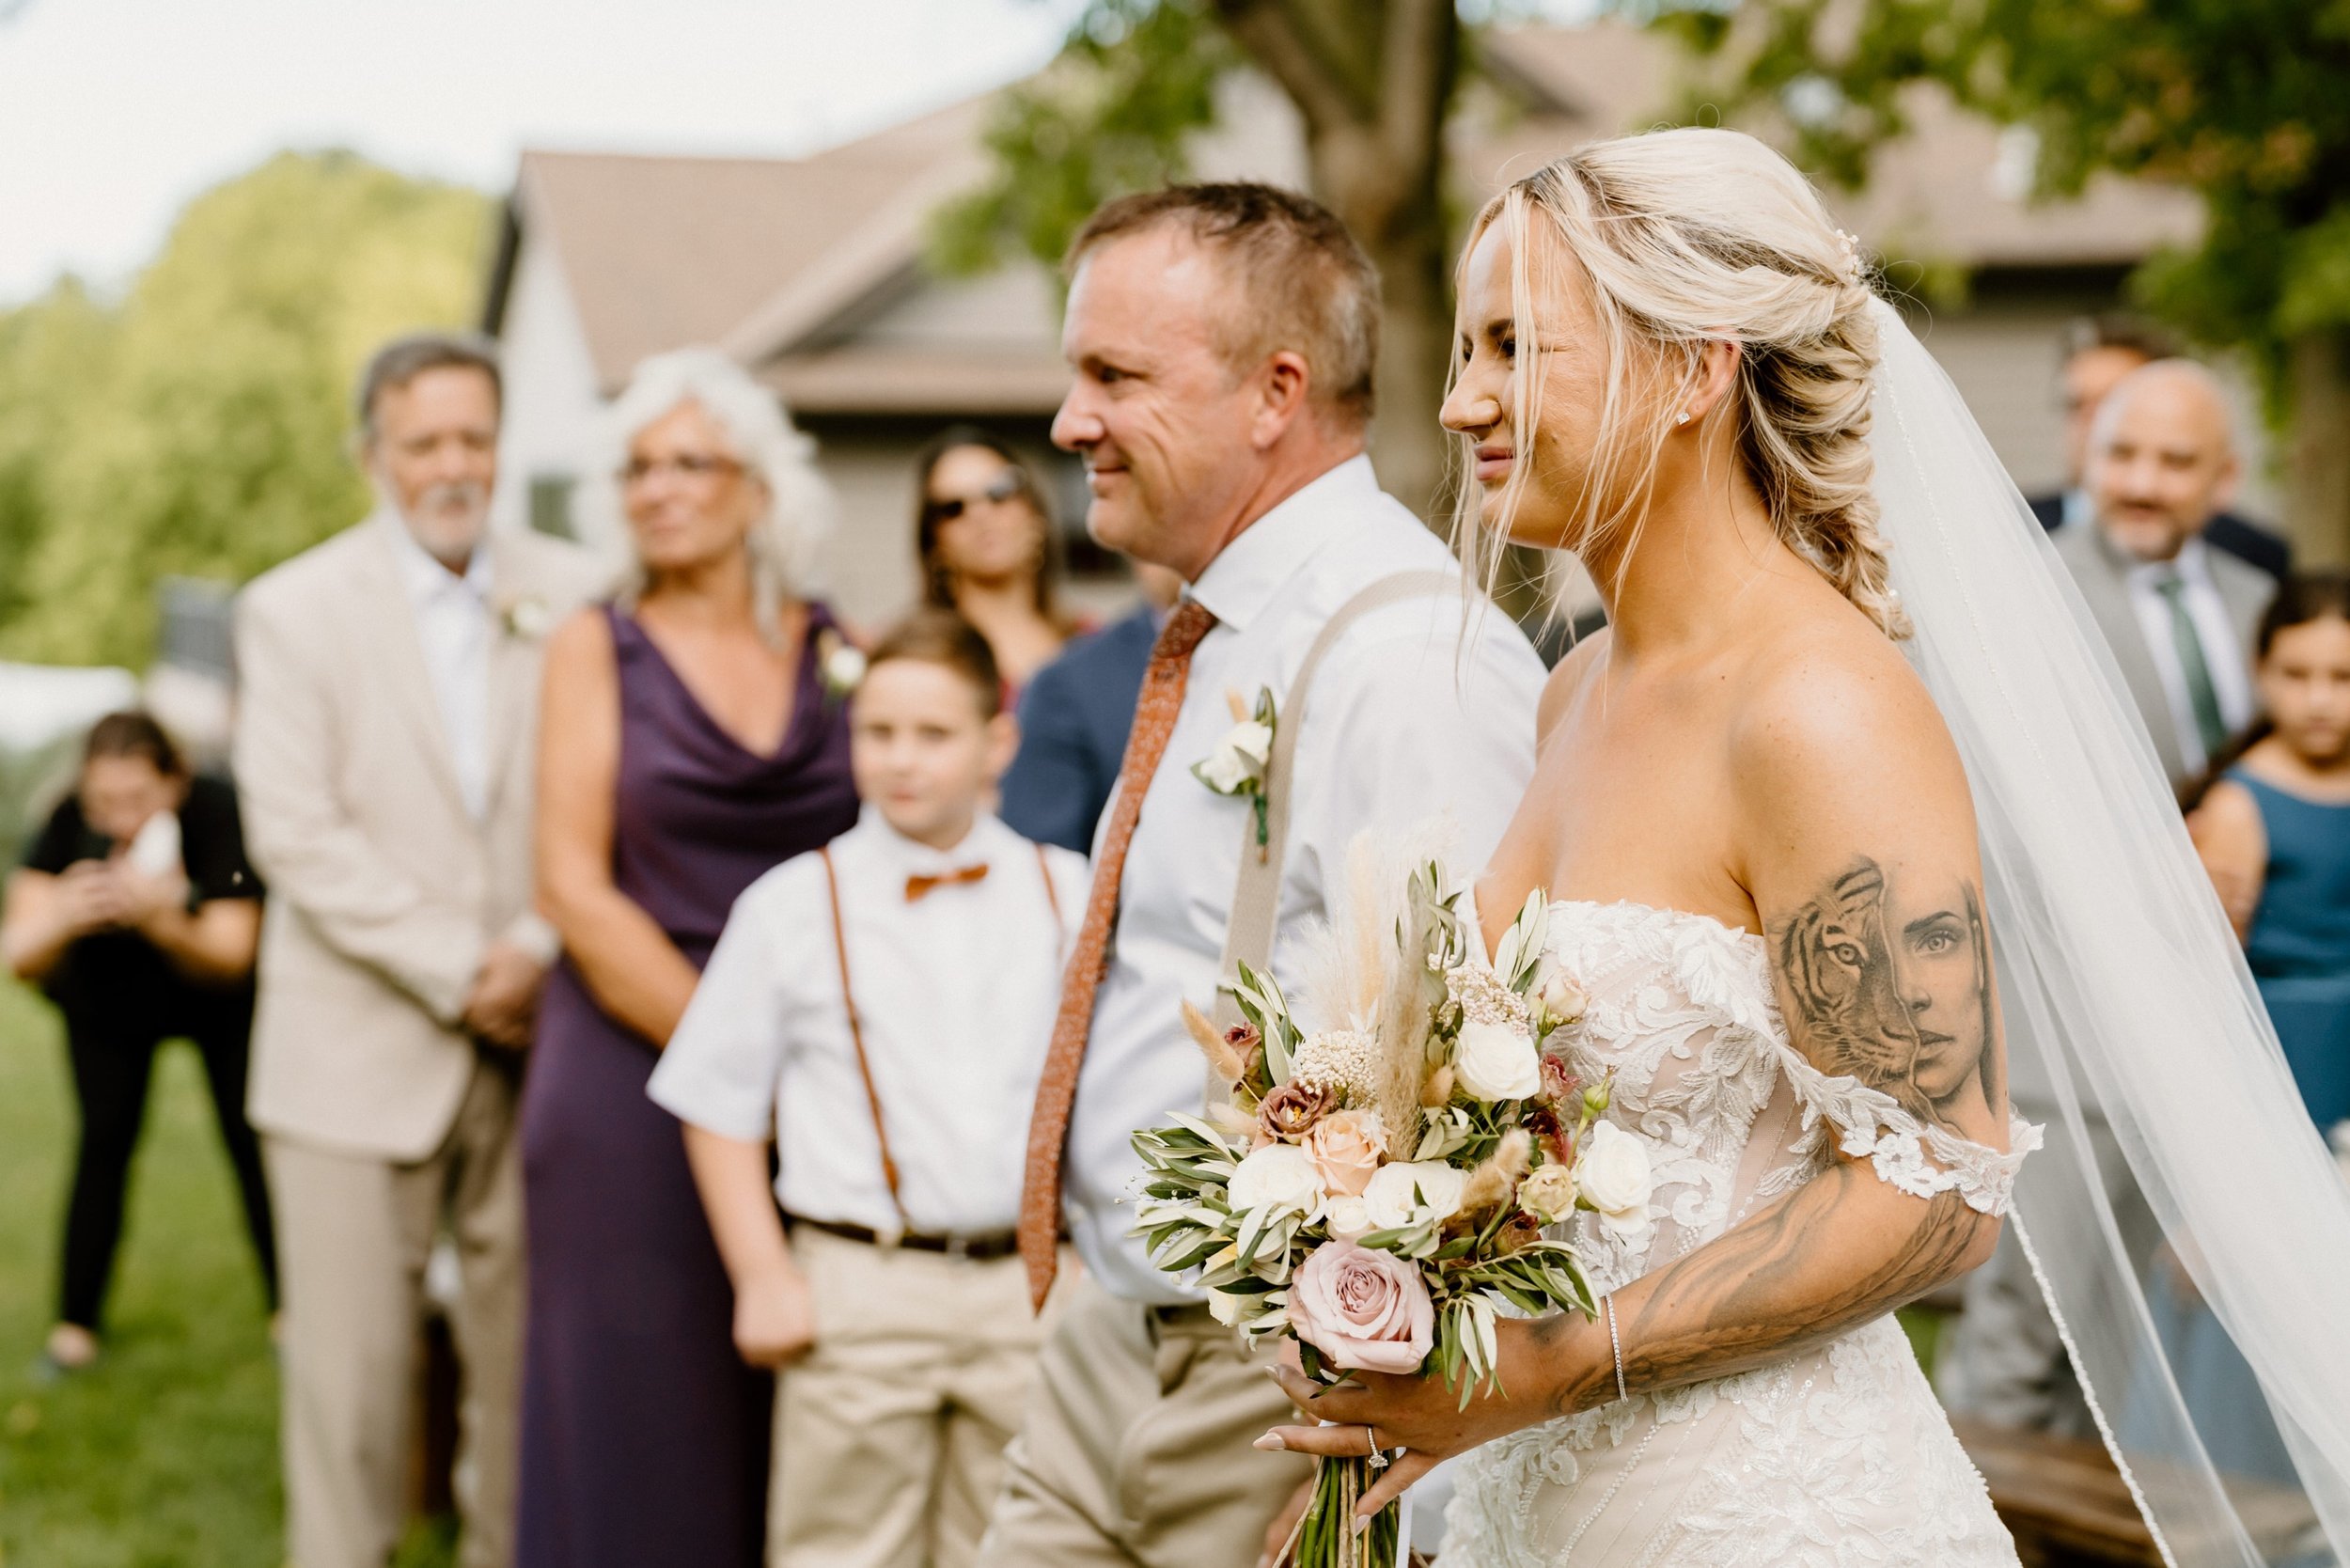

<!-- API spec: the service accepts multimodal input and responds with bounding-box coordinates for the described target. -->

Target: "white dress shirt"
[1065,455,1548,1303]
[384,514,495,821]
[2123,536,2256,776]
[650,808,1090,1237]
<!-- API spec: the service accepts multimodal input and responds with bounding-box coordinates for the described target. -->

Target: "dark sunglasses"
[925,468,1028,523]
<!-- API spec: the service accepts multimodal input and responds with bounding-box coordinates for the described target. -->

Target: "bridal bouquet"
[1131,845,1649,1567]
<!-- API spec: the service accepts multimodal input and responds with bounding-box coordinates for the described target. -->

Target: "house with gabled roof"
[481,21,2259,629]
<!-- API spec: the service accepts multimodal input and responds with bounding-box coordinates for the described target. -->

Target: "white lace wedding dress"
[1439,899,2040,1568]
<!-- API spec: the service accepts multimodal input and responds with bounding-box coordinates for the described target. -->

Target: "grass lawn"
[0,980,282,1566]
[0,980,461,1568]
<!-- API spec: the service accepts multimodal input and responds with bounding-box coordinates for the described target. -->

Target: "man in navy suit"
[999,564,1184,853]
[2029,315,2288,579]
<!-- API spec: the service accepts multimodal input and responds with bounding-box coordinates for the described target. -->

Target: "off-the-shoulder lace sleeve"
[1768,1042,2041,1215]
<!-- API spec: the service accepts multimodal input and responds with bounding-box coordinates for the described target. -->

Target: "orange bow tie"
[905,863,989,902]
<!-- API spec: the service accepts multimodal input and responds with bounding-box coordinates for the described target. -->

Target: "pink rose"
[1538,1054,1578,1107]
[1227,1023,1267,1088]
[1289,1241,1434,1375]
[1303,1108,1386,1197]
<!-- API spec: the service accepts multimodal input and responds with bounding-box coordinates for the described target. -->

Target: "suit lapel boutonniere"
[1192,685,1277,860]
[496,593,553,641]
[815,626,868,701]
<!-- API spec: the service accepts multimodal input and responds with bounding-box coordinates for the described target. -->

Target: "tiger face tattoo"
[1770,859,1995,1125]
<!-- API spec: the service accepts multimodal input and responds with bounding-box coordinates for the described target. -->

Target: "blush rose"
[1288,1240,1435,1375]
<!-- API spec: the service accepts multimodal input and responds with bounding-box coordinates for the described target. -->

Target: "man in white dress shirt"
[235,334,601,1568]
[2052,359,2273,793]
[651,612,1089,1568]
[979,186,1546,1568]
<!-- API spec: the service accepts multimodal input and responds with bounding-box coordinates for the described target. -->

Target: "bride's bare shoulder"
[1536,626,1610,750]
[1727,613,1972,839]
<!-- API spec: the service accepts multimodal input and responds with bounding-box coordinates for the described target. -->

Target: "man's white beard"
[384,478,490,568]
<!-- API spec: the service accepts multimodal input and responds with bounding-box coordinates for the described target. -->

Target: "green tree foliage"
[1646,0,2350,547]
[932,0,1239,279]
[0,150,489,668]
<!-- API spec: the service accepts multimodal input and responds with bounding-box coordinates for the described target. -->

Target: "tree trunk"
[1215,0,1463,525]
[2287,331,2350,567]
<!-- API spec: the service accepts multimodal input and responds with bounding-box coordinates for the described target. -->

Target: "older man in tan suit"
[235,333,603,1568]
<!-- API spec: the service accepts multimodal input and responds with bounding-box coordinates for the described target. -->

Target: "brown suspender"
[819,841,1065,1240]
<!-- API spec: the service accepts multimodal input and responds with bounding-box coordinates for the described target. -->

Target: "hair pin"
[1833,228,1865,285]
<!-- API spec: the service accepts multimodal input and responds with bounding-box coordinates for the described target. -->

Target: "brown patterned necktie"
[1017,598,1218,1308]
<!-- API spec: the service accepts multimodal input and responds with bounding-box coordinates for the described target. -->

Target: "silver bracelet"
[1605,1294,1629,1403]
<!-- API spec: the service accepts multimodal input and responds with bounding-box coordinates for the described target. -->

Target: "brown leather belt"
[787,1214,1022,1262]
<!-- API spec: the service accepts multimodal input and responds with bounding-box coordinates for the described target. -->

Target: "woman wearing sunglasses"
[913,428,1086,698]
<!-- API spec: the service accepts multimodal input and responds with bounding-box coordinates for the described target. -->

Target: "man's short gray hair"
[354,331,503,443]
[1066,182,1382,428]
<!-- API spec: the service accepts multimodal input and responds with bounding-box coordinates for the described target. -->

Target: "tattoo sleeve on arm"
[1537,856,2004,1419]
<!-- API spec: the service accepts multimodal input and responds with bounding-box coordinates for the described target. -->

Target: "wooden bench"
[1952,1417,2320,1567]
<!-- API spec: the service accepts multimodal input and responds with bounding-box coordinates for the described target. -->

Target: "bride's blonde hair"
[1455,126,1908,638]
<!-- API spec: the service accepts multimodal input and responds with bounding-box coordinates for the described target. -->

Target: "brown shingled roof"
[512,96,990,393]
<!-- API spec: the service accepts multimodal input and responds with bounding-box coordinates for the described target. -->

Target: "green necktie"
[2154,572,2231,759]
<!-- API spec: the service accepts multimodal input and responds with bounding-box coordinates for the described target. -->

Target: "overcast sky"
[0,0,1081,306]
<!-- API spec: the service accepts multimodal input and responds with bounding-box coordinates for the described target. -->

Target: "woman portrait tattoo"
[1770,858,1997,1127]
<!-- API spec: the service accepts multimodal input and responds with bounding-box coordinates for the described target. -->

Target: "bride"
[1259,127,2350,1566]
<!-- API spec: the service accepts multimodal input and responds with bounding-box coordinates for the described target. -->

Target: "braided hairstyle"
[1452,127,1908,639]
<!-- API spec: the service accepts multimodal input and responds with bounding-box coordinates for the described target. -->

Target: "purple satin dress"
[516,603,857,1568]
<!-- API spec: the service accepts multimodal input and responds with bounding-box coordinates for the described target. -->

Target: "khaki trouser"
[975,1276,1311,1568]
[771,1228,1054,1568]
[267,1061,524,1568]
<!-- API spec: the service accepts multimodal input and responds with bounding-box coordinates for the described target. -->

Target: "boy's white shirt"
[650,806,1089,1237]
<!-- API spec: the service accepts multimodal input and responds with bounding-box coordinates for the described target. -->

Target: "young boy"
[649,610,1087,1568]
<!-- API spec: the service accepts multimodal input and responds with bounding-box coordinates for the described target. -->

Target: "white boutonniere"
[1193,686,1277,856]
[498,594,554,640]
[816,627,867,699]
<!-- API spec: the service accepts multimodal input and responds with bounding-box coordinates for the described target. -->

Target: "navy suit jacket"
[998,605,1159,855]
[2028,492,2289,580]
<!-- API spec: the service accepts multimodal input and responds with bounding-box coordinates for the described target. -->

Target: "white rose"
[1196,720,1273,793]
[1534,966,1588,1028]
[1361,1160,1467,1232]
[1228,1143,1324,1218]
[503,596,553,639]
[824,644,869,693]
[1574,1121,1653,1238]
[1453,1017,1542,1101]
[1324,1193,1372,1242]
[1207,1287,1256,1327]
[1227,718,1273,766]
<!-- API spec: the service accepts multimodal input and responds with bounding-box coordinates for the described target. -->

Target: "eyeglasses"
[618,452,742,486]
[925,468,1028,523]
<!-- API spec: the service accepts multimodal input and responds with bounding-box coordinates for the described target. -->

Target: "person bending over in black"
[2,712,274,1376]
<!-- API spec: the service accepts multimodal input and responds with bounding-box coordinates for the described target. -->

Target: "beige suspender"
[1209,570,1458,1031]
[820,840,1065,1238]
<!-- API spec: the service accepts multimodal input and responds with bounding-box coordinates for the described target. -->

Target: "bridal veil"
[1871,294,2350,1565]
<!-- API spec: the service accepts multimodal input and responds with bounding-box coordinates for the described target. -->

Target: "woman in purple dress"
[523,349,858,1567]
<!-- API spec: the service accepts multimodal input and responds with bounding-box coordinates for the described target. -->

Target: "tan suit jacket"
[235,513,604,1161]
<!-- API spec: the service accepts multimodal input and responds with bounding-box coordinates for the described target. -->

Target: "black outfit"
[2029,492,2292,579]
[21,776,275,1331]
[998,604,1158,853]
